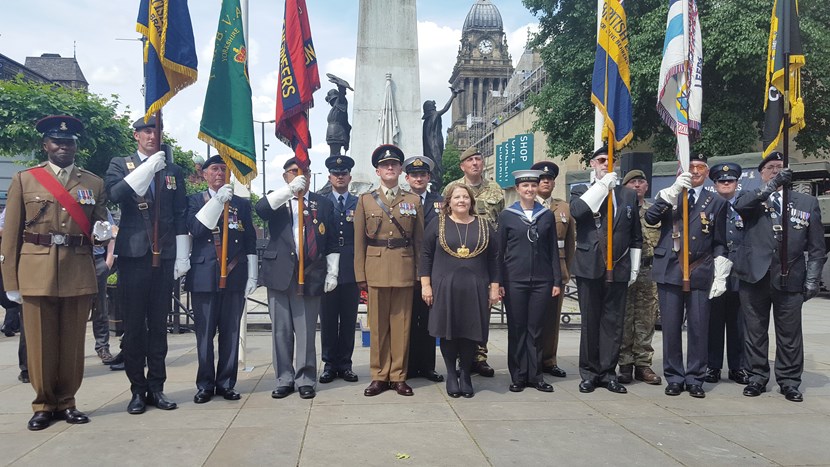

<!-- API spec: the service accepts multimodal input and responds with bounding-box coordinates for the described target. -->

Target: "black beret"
[690,153,708,163]
[132,115,157,130]
[201,155,226,171]
[371,144,404,167]
[36,115,83,140]
[325,155,354,174]
[530,161,559,179]
[758,151,784,171]
[591,146,609,159]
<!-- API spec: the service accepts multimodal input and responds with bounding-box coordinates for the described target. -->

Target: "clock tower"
[447,0,514,149]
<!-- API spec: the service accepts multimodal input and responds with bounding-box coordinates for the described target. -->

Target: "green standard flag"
[198,0,257,184]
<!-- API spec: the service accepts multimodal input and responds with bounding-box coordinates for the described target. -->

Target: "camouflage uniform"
[443,177,504,362]
[619,200,661,368]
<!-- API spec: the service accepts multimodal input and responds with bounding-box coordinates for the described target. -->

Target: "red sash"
[29,167,92,239]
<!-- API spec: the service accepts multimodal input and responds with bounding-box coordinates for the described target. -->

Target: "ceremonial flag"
[198,0,257,184]
[591,0,633,149]
[274,0,320,171]
[136,0,198,121]
[762,0,805,157]
[657,0,703,173]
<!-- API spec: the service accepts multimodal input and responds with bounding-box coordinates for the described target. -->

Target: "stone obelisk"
[350,0,422,190]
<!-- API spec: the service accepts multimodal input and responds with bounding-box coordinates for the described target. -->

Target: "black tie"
[688,189,696,207]
[771,192,782,215]
[338,194,345,211]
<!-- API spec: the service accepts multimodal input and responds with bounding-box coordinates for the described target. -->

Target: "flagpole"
[606,129,614,283]
[219,168,231,288]
[780,0,791,281]
[297,166,306,295]
[682,185,690,291]
[152,109,163,268]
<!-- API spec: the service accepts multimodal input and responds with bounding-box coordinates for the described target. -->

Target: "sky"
[1,1,538,194]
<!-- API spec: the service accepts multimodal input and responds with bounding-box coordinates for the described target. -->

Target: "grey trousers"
[268,284,321,389]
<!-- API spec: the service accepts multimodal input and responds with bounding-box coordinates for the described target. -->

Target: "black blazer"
[421,191,444,228]
[725,201,745,292]
[570,184,642,282]
[255,191,340,296]
[184,193,257,293]
[105,153,186,259]
[325,190,358,284]
[498,205,562,286]
[645,188,728,290]
[732,189,825,292]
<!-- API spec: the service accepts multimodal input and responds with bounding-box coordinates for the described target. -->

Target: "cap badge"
[413,159,423,167]
[336,157,342,164]
[722,165,729,172]
[59,122,68,131]
[543,167,549,172]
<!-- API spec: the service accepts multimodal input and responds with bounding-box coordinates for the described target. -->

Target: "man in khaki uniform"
[443,146,504,376]
[617,170,662,385]
[1,116,112,430]
[532,161,575,378]
[355,144,424,397]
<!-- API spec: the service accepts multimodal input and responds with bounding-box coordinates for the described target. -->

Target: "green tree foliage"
[0,77,199,178]
[523,0,830,165]
[441,141,463,186]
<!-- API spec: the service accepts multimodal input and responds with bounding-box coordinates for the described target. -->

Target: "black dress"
[420,215,499,342]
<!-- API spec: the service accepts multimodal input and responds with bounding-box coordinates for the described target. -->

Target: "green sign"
[495,133,534,188]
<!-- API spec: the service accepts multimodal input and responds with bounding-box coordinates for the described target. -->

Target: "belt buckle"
[138,202,149,210]
[52,233,66,245]
[772,225,783,232]
[338,237,345,247]
[387,238,395,248]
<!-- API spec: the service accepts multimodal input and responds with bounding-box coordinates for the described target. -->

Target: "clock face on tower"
[478,39,493,55]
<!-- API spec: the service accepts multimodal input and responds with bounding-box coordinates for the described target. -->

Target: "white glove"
[628,248,641,287]
[709,255,733,299]
[195,185,233,230]
[93,221,113,241]
[6,291,22,304]
[288,175,307,195]
[324,252,340,293]
[173,234,191,279]
[245,254,258,296]
[124,151,166,197]
[657,172,692,206]
[578,173,617,213]
[266,186,292,209]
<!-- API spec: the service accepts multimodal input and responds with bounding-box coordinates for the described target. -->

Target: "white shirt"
[289,193,311,255]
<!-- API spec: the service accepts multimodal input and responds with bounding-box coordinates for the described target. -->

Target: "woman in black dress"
[420,184,500,398]
[498,170,562,393]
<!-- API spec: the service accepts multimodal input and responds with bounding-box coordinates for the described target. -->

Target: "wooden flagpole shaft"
[297,166,305,295]
[605,131,614,283]
[219,169,231,289]
[152,109,163,268]
[682,187,690,292]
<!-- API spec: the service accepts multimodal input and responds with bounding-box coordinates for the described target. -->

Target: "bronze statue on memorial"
[325,73,353,157]
[422,87,463,192]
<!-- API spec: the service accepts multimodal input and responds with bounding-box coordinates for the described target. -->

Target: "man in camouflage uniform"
[617,170,662,385]
[531,161,574,378]
[443,146,504,377]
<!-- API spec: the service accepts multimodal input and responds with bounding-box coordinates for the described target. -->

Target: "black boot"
[440,339,461,398]
[459,339,476,398]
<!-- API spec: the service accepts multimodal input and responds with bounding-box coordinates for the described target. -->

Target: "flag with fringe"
[198,0,257,184]
[657,0,703,173]
[136,0,198,122]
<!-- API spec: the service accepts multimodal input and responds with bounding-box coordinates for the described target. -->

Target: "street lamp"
[254,119,275,197]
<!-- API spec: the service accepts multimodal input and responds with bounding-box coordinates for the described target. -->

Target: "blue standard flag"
[591,0,634,149]
[137,0,198,121]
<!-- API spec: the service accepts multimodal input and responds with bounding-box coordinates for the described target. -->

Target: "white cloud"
[507,22,540,68]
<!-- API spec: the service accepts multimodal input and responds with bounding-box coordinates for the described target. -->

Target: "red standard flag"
[275,0,320,170]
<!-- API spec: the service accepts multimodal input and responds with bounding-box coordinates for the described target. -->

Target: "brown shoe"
[97,348,115,364]
[635,366,662,385]
[617,365,634,384]
[472,361,495,377]
[363,380,389,397]
[391,381,414,396]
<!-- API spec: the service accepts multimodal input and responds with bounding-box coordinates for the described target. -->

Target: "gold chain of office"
[438,214,489,259]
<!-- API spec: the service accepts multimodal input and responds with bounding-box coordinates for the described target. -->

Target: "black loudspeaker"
[620,152,654,198]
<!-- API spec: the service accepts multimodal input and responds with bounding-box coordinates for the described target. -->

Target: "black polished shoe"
[110,362,125,371]
[472,361,495,377]
[340,369,359,382]
[544,365,567,378]
[743,382,766,397]
[216,388,241,400]
[604,380,628,394]
[147,391,177,410]
[271,386,295,399]
[704,368,721,383]
[193,389,214,404]
[687,384,706,398]
[319,369,336,384]
[55,407,89,424]
[423,370,445,382]
[462,391,475,398]
[27,411,52,431]
[509,382,525,392]
[1,325,15,337]
[18,371,29,384]
[127,393,146,414]
[665,382,684,396]
[578,380,595,393]
[298,385,316,399]
[728,369,751,385]
[780,385,803,402]
[532,381,554,393]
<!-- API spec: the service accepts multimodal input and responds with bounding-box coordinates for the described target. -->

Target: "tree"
[0,77,198,178]
[523,0,830,165]
[441,141,463,187]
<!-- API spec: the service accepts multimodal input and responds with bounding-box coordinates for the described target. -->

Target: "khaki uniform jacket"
[1,163,108,297]
[354,188,423,287]
[549,198,575,284]
[444,177,504,228]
